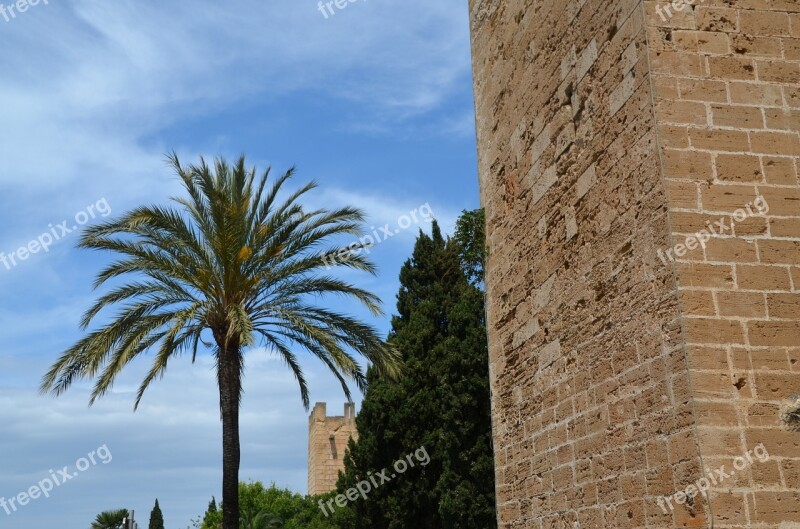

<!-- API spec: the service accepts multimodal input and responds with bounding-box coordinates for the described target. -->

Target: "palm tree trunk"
[218,343,242,529]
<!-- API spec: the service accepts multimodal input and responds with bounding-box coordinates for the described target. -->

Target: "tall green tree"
[337,217,496,529]
[91,509,129,529]
[149,499,165,529]
[41,155,401,529]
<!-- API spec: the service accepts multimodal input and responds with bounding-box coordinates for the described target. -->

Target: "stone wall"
[308,402,358,496]
[647,1,800,525]
[469,0,800,527]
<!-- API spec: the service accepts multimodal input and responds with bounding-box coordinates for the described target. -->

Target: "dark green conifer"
[338,216,496,529]
[149,499,165,529]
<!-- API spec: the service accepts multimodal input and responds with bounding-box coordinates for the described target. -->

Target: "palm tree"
[91,509,129,529]
[240,508,283,529]
[41,155,402,529]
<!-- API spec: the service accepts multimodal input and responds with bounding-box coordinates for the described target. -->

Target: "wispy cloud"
[0,0,470,190]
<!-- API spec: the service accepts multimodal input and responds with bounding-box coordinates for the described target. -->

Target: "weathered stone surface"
[308,402,358,495]
[470,0,800,526]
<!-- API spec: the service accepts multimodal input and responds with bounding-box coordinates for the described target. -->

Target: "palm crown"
[41,154,402,529]
[239,508,283,529]
[42,154,400,405]
[91,509,129,529]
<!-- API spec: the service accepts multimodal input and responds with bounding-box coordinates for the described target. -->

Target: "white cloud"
[314,188,458,237]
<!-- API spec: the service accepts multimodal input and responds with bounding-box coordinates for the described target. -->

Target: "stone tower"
[308,402,358,495]
[469,0,800,527]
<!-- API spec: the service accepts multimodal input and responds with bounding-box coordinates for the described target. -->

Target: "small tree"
[206,498,218,518]
[149,499,165,529]
[453,208,485,285]
[241,508,283,529]
[198,483,344,529]
[91,509,129,529]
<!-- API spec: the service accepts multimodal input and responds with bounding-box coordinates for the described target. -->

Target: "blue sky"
[0,1,478,527]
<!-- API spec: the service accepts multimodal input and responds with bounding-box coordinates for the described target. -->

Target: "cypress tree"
[337,217,496,529]
[149,499,165,529]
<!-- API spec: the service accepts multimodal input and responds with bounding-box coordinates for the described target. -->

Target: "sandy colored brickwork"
[308,402,358,496]
[469,0,800,526]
